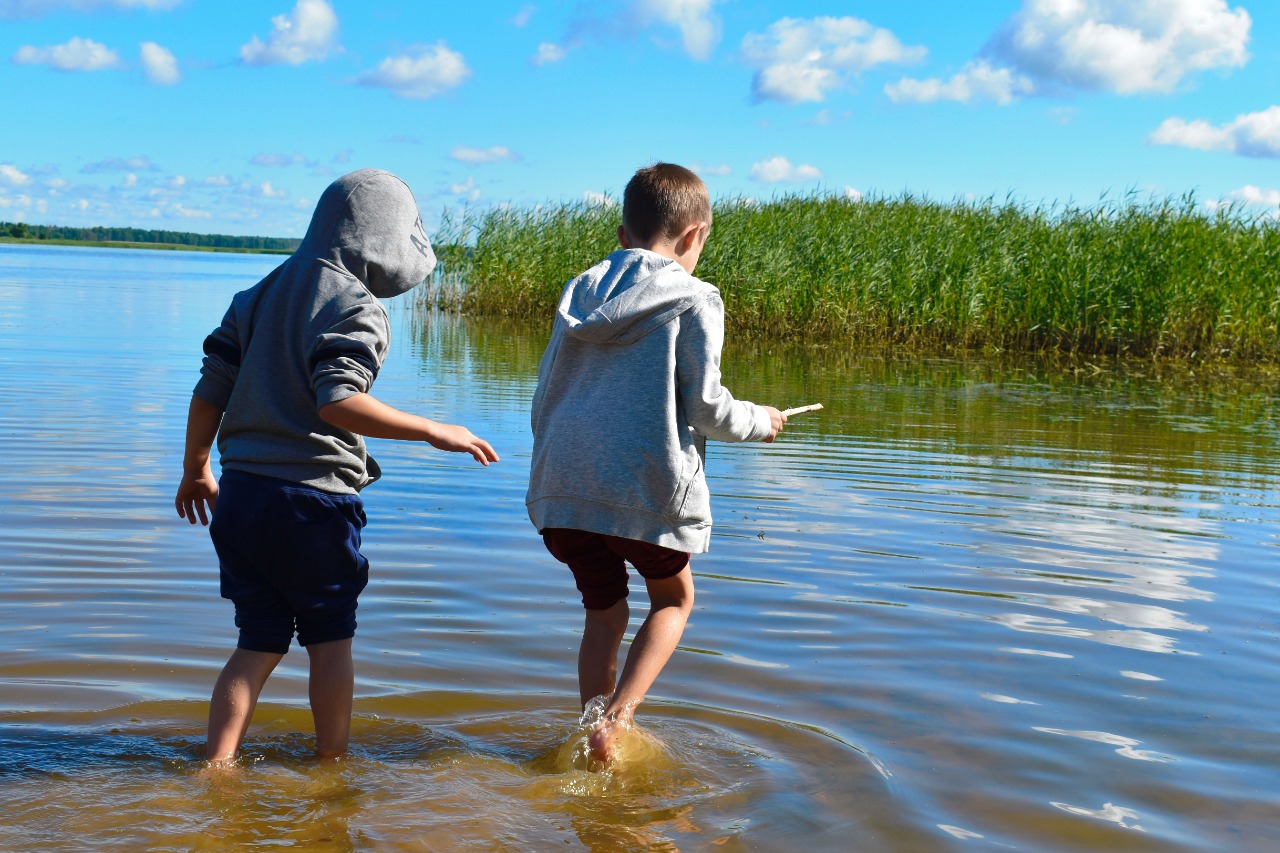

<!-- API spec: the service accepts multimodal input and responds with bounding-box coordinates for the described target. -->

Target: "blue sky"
[1,0,1277,237]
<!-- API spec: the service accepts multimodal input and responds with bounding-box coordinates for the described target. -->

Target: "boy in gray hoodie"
[175,169,499,763]
[526,163,785,761]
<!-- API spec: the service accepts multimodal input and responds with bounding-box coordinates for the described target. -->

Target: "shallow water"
[2,244,1280,851]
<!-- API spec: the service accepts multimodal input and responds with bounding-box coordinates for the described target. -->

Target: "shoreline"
[0,237,293,255]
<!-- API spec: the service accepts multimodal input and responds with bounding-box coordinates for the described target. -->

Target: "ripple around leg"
[0,692,902,851]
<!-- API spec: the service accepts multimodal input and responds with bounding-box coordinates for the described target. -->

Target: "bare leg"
[306,638,354,759]
[590,566,694,761]
[579,599,629,707]
[206,647,284,762]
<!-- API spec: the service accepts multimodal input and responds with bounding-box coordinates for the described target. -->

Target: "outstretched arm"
[175,394,223,526]
[319,392,499,466]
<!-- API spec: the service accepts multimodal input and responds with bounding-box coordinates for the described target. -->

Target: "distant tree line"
[1,220,300,251]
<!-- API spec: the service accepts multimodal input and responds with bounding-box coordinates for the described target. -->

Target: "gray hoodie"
[526,248,772,553]
[194,169,436,494]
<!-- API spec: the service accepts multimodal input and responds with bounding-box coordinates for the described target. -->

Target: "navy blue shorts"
[541,528,690,610]
[210,470,369,654]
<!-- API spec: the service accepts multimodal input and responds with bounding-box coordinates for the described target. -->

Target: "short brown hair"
[622,163,711,243]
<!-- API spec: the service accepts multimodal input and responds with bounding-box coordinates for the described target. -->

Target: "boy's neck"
[617,224,707,274]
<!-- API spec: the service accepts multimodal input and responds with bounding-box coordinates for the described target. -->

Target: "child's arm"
[175,394,223,526]
[676,297,785,442]
[318,393,499,466]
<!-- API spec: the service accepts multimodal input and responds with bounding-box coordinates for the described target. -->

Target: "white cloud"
[843,186,863,201]
[168,175,186,188]
[0,0,179,18]
[886,60,1034,105]
[1230,185,1280,207]
[139,41,179,84]
[742,16,926,104]
[749,155,823,183]
[448,176,481,201]
[355,43,470,99]
[81,155,158,173]
[450,145,518,165]
[203,174,231,186]
[0,164,31,187]
[122,172,137,187]
[689,162,731,177]
[1149,106,1280,158]
[633,0,722,60]
[240,0,338,66]
[583,190,616,207]
[986,0,1251,95]
[259,181,288,199]
[512,4,535,27]
[171,203,212,219]
[531,42,565,66]
[252,152,308,168]
[13,37,121,71]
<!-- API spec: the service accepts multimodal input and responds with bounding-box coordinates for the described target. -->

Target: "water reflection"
[3,247,1280,851]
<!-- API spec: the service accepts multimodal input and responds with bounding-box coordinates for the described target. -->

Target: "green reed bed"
[421,194,1280,362]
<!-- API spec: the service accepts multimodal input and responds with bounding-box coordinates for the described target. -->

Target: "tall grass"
[420,193,1280,362]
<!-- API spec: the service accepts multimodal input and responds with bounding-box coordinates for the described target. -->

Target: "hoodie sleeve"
[675,293,773,442]
[192,303,242,411]
[309,299,391,407]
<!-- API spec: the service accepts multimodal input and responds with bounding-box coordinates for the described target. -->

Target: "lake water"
[1,243,1279,851]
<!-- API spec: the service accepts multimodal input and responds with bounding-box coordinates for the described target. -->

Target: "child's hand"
[175,468,218,526]
[425,423,500,466]
[762,406,787,443]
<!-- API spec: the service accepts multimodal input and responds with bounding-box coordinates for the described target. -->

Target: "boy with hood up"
[175,169,499,763]
[526,163,786,762]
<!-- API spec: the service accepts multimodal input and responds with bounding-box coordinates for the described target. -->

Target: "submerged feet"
[581,694,640,766]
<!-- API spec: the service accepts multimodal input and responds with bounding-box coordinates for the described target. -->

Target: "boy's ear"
[617,225,631,249]
[676,221,707,254]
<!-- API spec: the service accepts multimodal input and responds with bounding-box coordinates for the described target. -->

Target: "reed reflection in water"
[1,244,1279,851]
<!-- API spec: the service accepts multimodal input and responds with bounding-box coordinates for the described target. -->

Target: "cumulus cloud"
[81,155,158,173]
[1149,106,1280,158]
[888,1,1251,107]
[203,175,231,186]
[749,155,823,183]
[0,164,31,186]
[531,42,565,66]
[987,0,1250,95]
[240,0,338,66]
[12,36,121,71]
[1230,185,1280,207]
[355,43,470,99]
[583,190,617,207]
[448,176,481,201]
[258,181,288,199]
[139,41,179,84]
[634,0,722,60]
[450,145,519,165]
[742,16,926,104]
[886,60,1034,104]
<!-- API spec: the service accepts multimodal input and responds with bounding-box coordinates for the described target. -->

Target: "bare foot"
[587,719,624,763]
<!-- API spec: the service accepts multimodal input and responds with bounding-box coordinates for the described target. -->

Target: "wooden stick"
[781,403,823,417]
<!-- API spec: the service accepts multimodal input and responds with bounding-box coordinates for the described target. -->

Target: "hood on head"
[559,249,712,345]
[298,168,437,298]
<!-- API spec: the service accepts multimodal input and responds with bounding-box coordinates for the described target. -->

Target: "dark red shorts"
[541,528,691,610]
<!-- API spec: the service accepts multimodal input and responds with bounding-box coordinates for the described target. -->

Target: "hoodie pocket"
[664,449,705,519]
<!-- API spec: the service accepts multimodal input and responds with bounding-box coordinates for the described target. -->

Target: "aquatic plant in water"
[420,192,1280,363]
